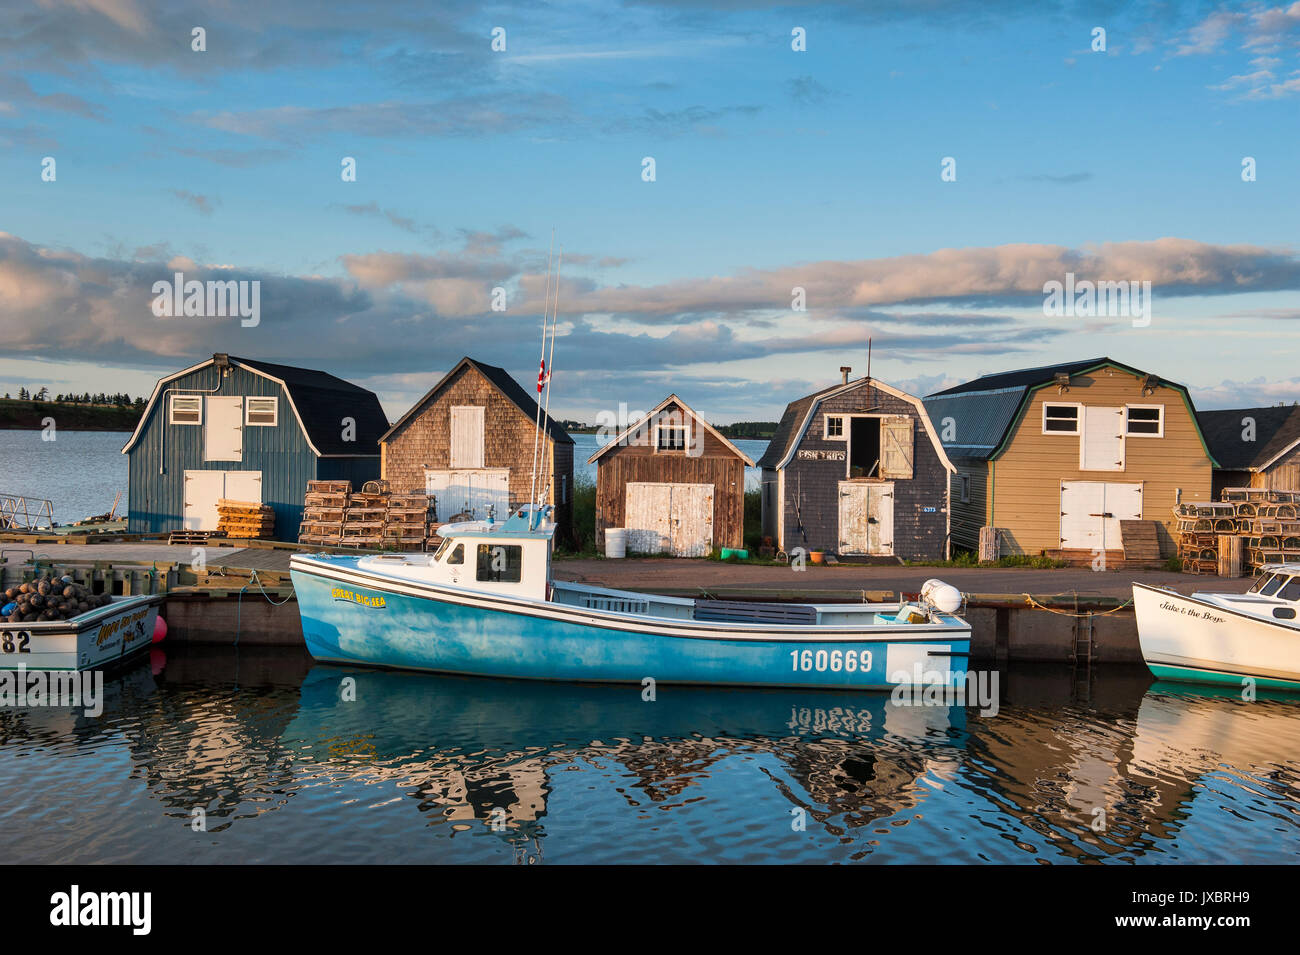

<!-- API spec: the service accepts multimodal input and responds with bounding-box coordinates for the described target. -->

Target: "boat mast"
[528,234,555,524]
[537,249,562,524]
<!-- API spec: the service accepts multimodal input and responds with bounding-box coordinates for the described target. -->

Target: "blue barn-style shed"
[122,353,388,537]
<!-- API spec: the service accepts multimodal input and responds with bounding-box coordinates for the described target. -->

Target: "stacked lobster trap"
[1174,488,1300,574]
[298,480,438,551]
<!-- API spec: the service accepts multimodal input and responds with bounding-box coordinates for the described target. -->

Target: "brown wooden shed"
[589,395,754,556]
[379,357,574,540]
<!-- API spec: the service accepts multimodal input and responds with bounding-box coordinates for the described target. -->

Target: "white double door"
[838,482,894,555]
[183,470,262,530]
[1060,481,1142,550]
[425,468,510,522]
[625,482,714,557]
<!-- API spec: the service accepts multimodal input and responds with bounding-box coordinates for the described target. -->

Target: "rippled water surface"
[2,649,1298,864]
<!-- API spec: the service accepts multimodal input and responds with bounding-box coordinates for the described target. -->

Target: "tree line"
[4,388,146,408]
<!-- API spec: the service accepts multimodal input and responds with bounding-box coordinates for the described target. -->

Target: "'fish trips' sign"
[798,449,846,461]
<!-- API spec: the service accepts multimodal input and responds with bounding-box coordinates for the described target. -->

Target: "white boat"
[0,594,162,671]
[1132,564,1300,690]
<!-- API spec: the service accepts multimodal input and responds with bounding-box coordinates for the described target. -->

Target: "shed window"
[959,473,971,504]
[1126,405,1163,437]
[169,395,202,425]
[477,543,522,583]
[825,415,845,440]
[245,397,278,426]
[1043,404,1080,434]
[656,425,687,451]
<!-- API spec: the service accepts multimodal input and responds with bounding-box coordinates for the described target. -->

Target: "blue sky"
[1,0,1298,422]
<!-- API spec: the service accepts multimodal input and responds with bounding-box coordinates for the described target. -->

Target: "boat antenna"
[538,248,562,524]
[866,335,873,402]
[529,231,555,524]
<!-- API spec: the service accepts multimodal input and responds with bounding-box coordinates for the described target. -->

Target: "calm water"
[2,649,1297,864]
[0,430,130,523]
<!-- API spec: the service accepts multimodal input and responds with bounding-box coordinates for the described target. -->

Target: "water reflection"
[0,650,1297,863]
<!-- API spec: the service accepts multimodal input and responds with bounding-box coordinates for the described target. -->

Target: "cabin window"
[825,415,845,440]
[169,395,202,425]
[959,473,971,504]
[656,425,687,451]
[1125,405,1163,437]
[1278,577,1300,601]
[1259,574,1286,597]
[445,544,464,565]
[245,396,278,426]
[476,543,523,583]
[1250,572,1278,594]
[1042,403,1080,434]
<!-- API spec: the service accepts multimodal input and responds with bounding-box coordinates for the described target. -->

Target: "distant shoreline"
[0,398,141,432]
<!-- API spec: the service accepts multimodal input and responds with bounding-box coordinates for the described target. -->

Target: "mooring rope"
[1022,593,1134,617]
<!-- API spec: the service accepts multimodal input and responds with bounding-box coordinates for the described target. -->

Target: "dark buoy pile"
[2,573,112,623]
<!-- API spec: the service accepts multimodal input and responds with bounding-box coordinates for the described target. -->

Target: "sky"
[0,0,1298,423]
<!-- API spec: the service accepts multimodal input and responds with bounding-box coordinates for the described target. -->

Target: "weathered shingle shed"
[1198,405,1300,498]
[923,357,1217,559]
[122,354,388,536]
[758,373,955,560]
[379,357,574,539]
[588,394,754,556]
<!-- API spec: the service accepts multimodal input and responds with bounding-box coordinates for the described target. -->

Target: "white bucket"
[605,527,627,558]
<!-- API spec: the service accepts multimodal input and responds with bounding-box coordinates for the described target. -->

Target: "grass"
[902,552,1068,569]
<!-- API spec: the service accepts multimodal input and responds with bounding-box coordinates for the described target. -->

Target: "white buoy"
[920,579,962,613]
[605,528,627,559]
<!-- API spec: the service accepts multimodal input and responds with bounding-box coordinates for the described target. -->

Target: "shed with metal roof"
[121,353,388,536]
[922,357,1216,559]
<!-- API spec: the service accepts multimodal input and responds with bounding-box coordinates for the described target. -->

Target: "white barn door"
[425,468,509,521]
[626,483,673,554]
[669,484,714,558]
[1080,406,1124,471]
[205,396,243,461]
[1061,481,1142,550]
[183,470,262,530]
[838,482,895,555]
[450,406,485,469]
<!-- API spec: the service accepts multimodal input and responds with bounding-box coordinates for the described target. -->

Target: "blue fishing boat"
[290,243,969,689]
[289,506,971,690]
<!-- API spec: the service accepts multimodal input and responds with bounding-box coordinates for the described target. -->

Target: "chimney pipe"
[839,366,851,385]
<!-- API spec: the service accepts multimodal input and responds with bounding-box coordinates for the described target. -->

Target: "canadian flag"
[537,359,549,393]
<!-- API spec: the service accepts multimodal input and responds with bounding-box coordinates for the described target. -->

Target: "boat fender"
[920,579,962,614]
[153,615,168,644]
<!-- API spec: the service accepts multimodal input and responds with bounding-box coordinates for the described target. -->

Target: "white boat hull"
[1132,583,1300,689]
[0,595,162,671]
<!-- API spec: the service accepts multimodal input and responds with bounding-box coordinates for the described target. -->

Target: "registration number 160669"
[790,648,871,673]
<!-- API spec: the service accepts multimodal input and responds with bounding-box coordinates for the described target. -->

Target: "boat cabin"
[355,505,556,602]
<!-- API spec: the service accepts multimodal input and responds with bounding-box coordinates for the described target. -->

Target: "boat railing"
[0,494,54,531]
[579,594,650,615]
